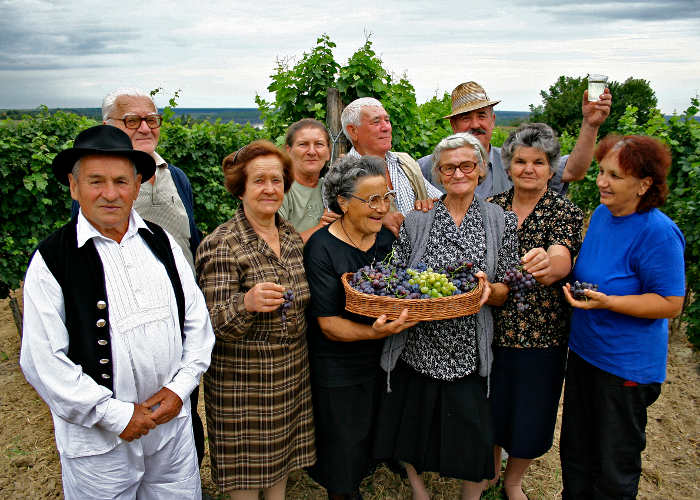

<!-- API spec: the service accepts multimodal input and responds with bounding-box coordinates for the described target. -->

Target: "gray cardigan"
[380,196,506,391]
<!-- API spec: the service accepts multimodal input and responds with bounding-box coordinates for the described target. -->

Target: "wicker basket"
[341,272,483,321]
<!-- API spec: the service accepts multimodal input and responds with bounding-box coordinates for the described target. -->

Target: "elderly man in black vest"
[20,125,215,500]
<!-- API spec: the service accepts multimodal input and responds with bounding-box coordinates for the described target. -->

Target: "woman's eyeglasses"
[348,190,397,210]
[438,161,478,176]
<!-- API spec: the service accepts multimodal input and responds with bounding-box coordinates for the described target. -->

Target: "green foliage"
[256,34,452,159]
[158,119,265,233]
[0,102,264,297]
[529,76,657,138]
[0,107,98,297]
[255,34,339,144]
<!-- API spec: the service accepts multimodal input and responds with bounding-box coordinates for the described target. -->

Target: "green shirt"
[278,180,325,233]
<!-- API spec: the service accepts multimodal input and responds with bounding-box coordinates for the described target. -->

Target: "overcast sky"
[1,0,698,114]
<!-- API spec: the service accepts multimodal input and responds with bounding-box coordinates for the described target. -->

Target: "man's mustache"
[469,128,487,135]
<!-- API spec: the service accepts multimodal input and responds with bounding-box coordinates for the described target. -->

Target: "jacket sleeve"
[195,232,257,342]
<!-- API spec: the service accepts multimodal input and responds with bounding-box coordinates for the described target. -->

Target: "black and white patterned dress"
[373,197,519,483]
[393,199,518,379]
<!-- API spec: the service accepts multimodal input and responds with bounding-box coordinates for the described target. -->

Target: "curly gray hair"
[341,97,385,143]
[431,133,488,187]
[500,123,560,173]
[323,155,387,214]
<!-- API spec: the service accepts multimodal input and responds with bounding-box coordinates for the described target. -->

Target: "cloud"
[521,0,700,22]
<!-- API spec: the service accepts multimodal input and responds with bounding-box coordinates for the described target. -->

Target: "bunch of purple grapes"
[444,260,479,294]
[350,260,422,298]
[504,267,536,312]
[280,289,294,323]
[569,281,599,300]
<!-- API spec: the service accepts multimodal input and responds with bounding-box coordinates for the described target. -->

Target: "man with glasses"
[341,97,442,237]
[418,81,612,197]
[88,87,206,468]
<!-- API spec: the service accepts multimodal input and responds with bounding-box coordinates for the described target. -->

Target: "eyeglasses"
[108,114,163,130]
[348,190,397,210]
[438,161,478,176]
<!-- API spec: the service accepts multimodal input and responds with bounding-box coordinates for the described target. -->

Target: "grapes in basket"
[349,259,479,299]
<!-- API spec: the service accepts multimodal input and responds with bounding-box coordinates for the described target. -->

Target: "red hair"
[595,134,671,212]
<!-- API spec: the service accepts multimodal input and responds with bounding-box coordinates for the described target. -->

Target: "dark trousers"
[190,385,205,467]
[560,351,661,500]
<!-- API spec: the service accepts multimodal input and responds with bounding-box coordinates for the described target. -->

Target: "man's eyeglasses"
[348,190,397,210]
[438,161,478,176]
[109,114,163,130]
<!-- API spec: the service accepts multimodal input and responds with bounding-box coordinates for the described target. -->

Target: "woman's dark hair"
[595,134,671,212]
[500,122,560,173]
[323,155,387,214]
[222,140,294,198]
[284,118,331,148]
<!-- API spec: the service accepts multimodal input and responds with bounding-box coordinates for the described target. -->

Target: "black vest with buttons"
[35,217,185,393]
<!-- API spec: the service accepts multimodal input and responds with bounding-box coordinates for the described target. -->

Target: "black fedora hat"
[52,125,156,186]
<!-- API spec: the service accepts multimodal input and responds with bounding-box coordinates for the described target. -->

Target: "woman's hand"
[475,271,492,307]
[371,308,418,338]
[244,282,285,313]
[475,271,507,306]
[523,245,572,286]
[562,282,609,310]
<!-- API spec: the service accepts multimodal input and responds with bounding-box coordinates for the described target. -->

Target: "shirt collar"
[76,208,152,247]
[151,151,167,168]
[348,147,394,163]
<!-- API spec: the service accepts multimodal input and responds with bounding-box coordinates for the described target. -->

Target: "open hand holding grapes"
[563,281,608,310]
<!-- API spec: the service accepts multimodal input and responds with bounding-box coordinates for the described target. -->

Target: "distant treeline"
[0,107,530,127]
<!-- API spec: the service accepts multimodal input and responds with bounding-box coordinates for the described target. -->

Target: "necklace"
[340,216,361,249]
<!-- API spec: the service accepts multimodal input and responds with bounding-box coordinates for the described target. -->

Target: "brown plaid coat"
[196,207,315,491]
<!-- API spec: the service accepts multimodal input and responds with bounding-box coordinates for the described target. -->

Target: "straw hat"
[443,82,501,119]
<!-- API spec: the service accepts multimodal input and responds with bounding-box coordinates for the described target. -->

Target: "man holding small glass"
[418,81,613,197]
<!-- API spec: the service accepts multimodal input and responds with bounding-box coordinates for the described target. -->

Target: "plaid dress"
[195,207,315,491]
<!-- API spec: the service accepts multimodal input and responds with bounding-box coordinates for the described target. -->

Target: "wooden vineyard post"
[326,87,349,165]
[9,289,22,338]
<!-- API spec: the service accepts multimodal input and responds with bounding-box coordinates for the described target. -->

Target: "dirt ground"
[1,293,698,499]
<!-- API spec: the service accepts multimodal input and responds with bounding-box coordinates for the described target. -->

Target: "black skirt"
[491,346,566,459]
[307,373,382,494]
[373,360,494,482]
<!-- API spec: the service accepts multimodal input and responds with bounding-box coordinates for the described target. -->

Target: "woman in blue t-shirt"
[560,134,685,500]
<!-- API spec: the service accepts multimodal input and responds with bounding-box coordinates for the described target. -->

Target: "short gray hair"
[323,155,387,214]
[501,123,560,173]
[102,87,156,121]
[431,133,488,187]
[341,97,384,142]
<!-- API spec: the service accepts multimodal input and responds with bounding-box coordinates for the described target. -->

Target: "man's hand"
[582,88,612,129]
[244,282,285,312]
[141,387,183,426]
[119,403,156,441]
[382,212,405,237]
[413,198,439,212]
[320,209,341,226]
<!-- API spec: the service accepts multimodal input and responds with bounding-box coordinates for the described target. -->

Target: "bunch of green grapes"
[407,267,458,298]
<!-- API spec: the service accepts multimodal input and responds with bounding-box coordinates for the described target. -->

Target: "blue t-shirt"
[569,205,685,383]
